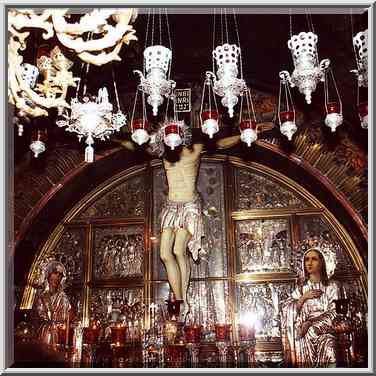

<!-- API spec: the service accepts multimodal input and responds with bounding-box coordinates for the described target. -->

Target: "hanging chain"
[159,8,162,45]
[284,84,290,112]
[324,69,329,111]
[145,8,151,49]
[165,8,173,80]
[350,9,360,69]
[131,86,139,126]
[289,8,293,38]
[144,9,151,77]
[233,8,243,80]
[212,8,216,73]
[308,13,315,34]
[82,32,93,96]
[142,89,147,122]
[151,8,155,46]
[224,8,229,44]
[220,8,224,45]
[75,62,85,99]
[278,80,282,123]
[111,67,121,112]
[249,88,256,122]
[305,9,315,34]
[330,68,342,112]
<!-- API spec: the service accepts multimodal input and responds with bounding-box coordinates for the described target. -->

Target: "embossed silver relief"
[235,168,309,210]
[236,220,293,273]
[89,288,144,326]
[93,226,144,280]
[34,228,85,286]
[237,282,294,338]
[188,280,230,339]
[79,174,146,219]
[298,216,356,276]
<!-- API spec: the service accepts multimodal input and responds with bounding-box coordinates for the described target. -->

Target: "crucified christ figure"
[116,123,272,319]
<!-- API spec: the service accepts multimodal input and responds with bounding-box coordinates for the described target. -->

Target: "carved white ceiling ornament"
[8,8,138,126]
[51,8,138,66]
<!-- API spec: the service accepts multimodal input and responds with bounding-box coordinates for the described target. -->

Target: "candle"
[279,110,294,123]
[201,110,219,121]
[326,102,340,114]
[65,310,70,347]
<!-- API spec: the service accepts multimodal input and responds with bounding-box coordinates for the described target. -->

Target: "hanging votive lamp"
[163,121,182,150]
[162,94,183,150]
[358,101,368,129]
[278,71,297,141]
[200,73,219,138]
[239,88,258,147]
[130,86,149,146]
[29,128,47,158]
[323,67,343,132]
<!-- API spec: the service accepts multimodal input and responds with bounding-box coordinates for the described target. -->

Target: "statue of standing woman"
[34,261,72,347]
[281,247,340,367]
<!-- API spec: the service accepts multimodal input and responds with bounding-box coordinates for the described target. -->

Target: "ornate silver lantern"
[134,45,176,117]
[278,71,297,141]
[283,31,330,104]
[352,29,368,88]
[209,43,247,118]
[351,29,368,129]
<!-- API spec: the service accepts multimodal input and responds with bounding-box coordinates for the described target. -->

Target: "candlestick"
[65,309,70,348]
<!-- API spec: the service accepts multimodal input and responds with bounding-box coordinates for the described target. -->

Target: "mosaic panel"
[93,226,144,280]
[236,219,293,274]
[152,162,228,280]
[89,287,144,327]
[33,227,85,286]
[236,282,294,339]
[235,168,310,210]
[78,173,146,219]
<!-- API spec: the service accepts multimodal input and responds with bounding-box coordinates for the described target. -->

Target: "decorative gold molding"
[232,208,323,220]
[235,272,297,283]
[20,155,368,330]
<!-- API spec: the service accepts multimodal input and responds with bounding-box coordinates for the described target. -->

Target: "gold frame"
[21,156,368,341]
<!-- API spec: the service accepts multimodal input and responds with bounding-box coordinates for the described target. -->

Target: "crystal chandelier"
[323,67,343,132]
[239,88,258,147]
[278,71,297,141]
[351,27,368,129]
[57,63,126,162]
[200,72,219,139]
[281,14,330,104]
[134,9,176,116]
[206,10,246,118]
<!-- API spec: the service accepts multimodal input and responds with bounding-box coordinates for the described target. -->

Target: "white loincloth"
[160,196,204,261]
